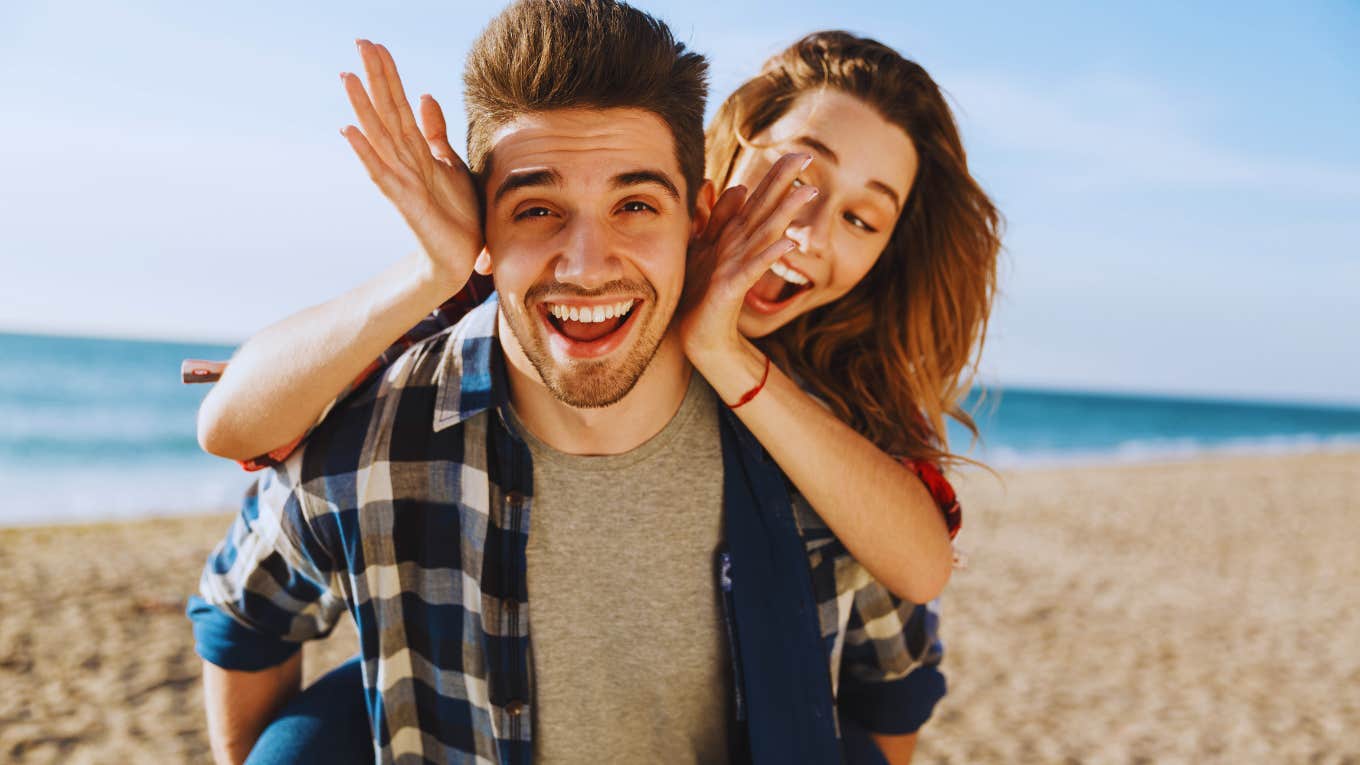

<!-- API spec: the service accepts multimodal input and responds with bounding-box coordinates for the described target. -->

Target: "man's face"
[481,108,696,408]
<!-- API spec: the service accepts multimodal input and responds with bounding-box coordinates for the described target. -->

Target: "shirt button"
[505,700,527,717]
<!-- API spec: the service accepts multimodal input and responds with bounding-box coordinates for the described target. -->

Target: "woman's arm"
[682,154,954,603]
[197,253,462,460]
[691,339,954,603]
[198,40,483,460]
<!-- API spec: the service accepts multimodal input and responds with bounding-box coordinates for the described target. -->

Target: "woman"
[201,31,999,764]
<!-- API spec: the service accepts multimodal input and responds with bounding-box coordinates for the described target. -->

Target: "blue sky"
[1,1,1356,404]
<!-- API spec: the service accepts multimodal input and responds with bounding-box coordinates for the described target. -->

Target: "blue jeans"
[244,654,892,764]
[244,655,371,765]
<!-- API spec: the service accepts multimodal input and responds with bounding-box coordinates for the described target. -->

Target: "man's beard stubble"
[502,279,666,408]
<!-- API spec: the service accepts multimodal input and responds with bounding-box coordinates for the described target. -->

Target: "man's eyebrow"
[493,168,562,205]
[611,169,680,202]
[795,135,902,211]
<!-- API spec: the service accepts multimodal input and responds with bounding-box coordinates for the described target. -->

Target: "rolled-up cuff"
[186,596,301,671]
[838,665,947,735]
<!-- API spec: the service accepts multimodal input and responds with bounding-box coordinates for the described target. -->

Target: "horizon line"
[4,327,1359,412]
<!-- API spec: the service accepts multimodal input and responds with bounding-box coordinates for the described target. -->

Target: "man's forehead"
[485,107,681,184]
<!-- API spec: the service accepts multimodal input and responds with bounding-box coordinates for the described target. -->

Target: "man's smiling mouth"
[539,298,642,356]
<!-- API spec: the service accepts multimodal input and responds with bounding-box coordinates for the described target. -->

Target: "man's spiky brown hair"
[463,0,709,206]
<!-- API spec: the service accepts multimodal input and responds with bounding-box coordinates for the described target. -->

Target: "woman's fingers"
[419,95,463,170]
[739,152,810,230]
[733,237,800,292]
[740,183,818,263]
[697,184,747,249]
[356,41,400,134]
[340,71,402,168]
[373,43,430,176]
[339,125,399,198]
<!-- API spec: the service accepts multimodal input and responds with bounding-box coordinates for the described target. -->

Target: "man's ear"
[689,179,717,240]
[473,247,493,275]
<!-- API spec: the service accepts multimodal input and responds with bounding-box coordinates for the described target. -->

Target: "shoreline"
[5,443,1360,530]
[958,436,1360,473]
[2,450,1356,762]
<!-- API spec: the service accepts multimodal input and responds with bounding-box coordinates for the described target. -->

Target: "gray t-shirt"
[508,373,732,764]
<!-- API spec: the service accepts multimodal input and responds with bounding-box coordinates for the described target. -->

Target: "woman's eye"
[515,206,553,221]
[620,200,657,214]
[844,212,878,233]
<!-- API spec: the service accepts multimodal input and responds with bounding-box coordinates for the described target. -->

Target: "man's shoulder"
[295,300,500,476]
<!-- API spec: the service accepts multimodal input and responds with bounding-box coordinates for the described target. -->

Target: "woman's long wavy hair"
[706,31,1002,466]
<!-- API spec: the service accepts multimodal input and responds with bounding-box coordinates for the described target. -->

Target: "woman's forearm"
[694,341,954,603]
[197,252,456,461]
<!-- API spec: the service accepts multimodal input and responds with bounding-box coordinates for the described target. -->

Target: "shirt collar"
[432,292,509,433]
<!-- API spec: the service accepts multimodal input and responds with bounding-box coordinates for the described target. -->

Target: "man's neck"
[497,312,693,456]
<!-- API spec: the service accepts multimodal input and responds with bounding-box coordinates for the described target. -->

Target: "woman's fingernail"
[800,154,813,170]
[805,187,819,199]
[783,239,798,251]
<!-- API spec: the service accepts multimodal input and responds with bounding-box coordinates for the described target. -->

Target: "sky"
[1,0,1357,405]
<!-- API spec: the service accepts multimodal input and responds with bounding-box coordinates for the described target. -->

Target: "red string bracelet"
[727,354,771,409]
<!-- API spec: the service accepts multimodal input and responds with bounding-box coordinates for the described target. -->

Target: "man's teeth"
[547,300,636,323]
[770,261,810,286]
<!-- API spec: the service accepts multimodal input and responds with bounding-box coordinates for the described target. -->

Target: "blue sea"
[3,331,1359,526]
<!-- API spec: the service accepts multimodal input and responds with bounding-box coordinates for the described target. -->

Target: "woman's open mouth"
[540,298,642,358]
[744,259,814,314]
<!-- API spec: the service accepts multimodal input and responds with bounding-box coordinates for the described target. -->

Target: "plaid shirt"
[188,294,954,764]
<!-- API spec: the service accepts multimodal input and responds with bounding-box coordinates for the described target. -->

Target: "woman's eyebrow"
[793,135,839,163]
[794,135,901,211]
[866,180,902,211]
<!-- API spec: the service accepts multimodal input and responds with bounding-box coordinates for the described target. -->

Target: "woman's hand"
[679,155,954,603]
[340,40,481,296]
[679,152,818,375]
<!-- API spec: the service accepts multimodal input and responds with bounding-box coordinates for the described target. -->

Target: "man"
[187,1,945,762]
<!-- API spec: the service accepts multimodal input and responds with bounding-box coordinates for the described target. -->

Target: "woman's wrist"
[402,249,468,307]
[688,336,769,405]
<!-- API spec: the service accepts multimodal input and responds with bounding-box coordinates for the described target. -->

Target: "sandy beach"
[1,451,1356,764]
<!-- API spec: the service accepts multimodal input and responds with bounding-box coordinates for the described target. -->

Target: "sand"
[1,451,1356,764]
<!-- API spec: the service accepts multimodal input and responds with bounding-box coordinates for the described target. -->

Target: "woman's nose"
[784,194,831,258]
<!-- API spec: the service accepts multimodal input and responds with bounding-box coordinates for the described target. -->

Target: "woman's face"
[726,88,919,338]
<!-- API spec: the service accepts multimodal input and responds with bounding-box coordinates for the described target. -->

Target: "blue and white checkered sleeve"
[186,462,346,671]
[836,581,947,735]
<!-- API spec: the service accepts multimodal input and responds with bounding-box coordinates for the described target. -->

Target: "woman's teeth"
[547,300,636,323]
[770,260,810,286]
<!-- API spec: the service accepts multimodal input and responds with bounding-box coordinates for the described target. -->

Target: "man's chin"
[507,309,664,409]
[540,360,648,409]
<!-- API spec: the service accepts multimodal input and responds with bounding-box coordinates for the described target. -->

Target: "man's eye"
[514,206,553,220]
[620,200,657,214]
[844,212,878,233]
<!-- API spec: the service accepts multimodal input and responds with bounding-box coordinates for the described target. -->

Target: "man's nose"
[784,194,832,259]
[554,216,623,289]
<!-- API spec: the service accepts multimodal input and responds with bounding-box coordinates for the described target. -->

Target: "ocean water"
[2,331,1359,526]
[0,332,249,526]
[946,387,1360,468]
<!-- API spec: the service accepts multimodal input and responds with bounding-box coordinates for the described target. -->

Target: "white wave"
[0,464,252,527]
[969,432,1360,471]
